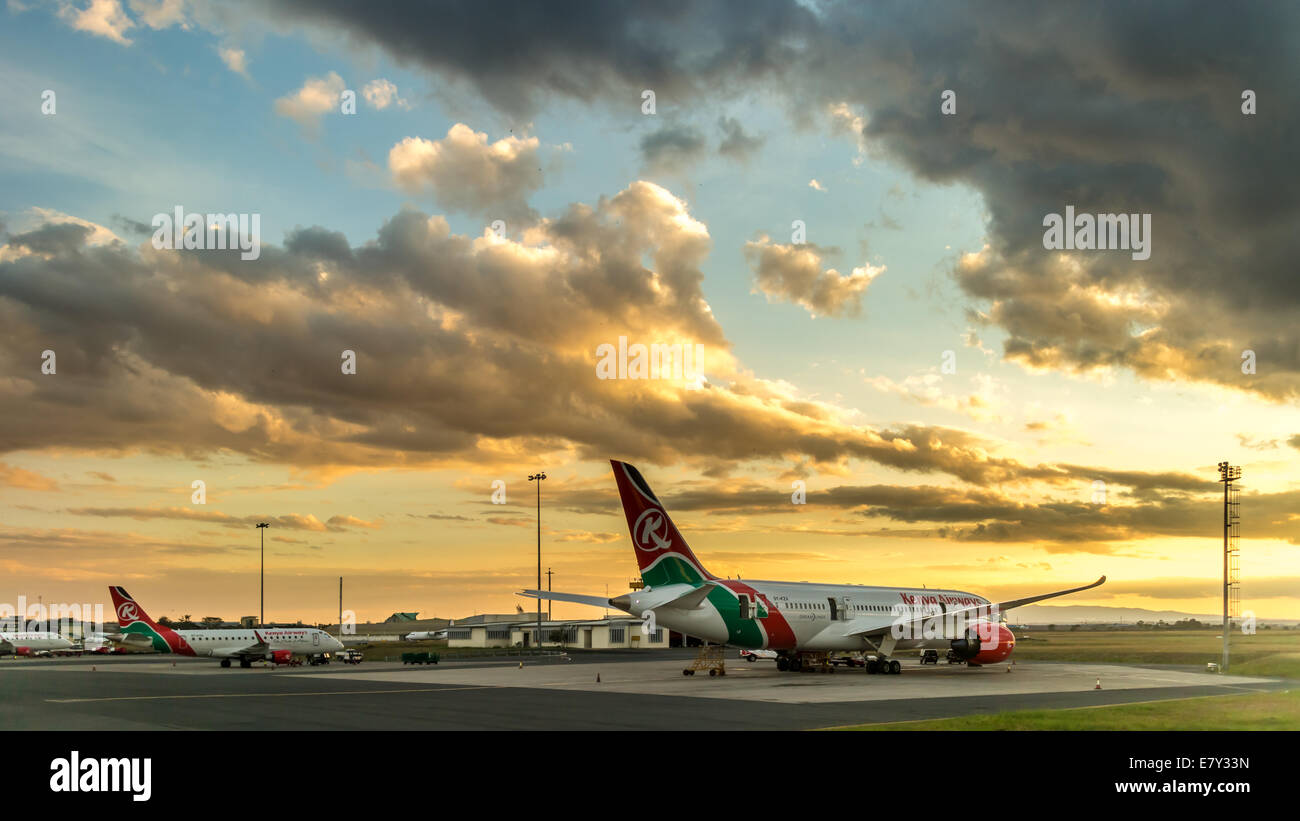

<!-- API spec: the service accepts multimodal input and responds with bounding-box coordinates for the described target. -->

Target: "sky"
[0,0,1296,625]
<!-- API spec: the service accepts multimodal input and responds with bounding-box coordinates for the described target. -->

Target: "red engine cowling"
[969,622,1015,665]
[949,621,1016,665]
[269,649,294,665]
[14,647,31,656]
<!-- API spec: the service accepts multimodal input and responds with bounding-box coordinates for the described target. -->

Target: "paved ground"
[0,652,1284,730]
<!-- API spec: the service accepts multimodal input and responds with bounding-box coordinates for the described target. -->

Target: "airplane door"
[738,595,751,620]
[827,597,838,621]
[313,632,320,647]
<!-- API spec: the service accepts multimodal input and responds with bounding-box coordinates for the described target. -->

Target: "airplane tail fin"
[109,586,159,629]
[610,460,715,587]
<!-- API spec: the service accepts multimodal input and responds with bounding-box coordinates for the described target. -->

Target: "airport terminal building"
[445,616,667,650]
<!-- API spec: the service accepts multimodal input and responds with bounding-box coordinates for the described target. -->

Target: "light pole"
[528,472,546,648]
[1217,462,1241,672]
[546,567,554,621]
[256,522,269,626]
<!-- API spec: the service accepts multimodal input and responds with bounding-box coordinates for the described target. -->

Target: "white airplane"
[83,632,154,654]
[523,460,1105,673]
[403,630,447,641]
[107,586,345,668]
[0,631,74,656]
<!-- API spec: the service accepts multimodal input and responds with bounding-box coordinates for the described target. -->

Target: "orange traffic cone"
[1095,678,1102,689]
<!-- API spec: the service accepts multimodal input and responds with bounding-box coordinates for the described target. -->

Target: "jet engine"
[948,621,1015,665]
[269,649,294,665]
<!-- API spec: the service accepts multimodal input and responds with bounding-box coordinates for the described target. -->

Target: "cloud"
[827,102,868,165]
[66,506,381,532]
[263,0,821,117]
[362,78,409,110]
[0,463,59,491]
[606,475,1300,549]
[261,2,1300,400]
[865,371,1007,423]
[717,116,764,162]
[388,123,541,224]
[0,192,1109,487]
[218,45,249,77]
[128,0,185,30]
[325,514,381,530]
[744,236,884,317]
[1,208,123,263]
[58,0,134,45]
[273,71,346,131]
[640,123,707,175]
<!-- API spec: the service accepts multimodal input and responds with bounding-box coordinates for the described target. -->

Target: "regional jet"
[106,587,345,668]
[0,630,74,656]
[522,460,1105,673]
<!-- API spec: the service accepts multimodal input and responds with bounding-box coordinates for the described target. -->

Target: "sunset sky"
[1,1,1296,625]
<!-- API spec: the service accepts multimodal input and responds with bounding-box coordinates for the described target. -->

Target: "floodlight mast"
[528,472,547,648]
[1216,462,1241,672]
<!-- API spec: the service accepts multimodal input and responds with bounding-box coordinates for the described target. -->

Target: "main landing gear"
[867,658,901,675]
[778,652,898,674]
[220,659,231,668]
[775,652,834,673]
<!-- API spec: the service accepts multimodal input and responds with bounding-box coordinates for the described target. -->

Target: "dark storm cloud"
[263,0,819,118]
[804,2,1300,399]
[264,0,1300,398]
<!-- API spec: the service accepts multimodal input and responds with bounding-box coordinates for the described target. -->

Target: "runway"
[1,652,1284,730]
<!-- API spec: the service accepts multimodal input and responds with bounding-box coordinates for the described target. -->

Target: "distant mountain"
[1009,603,1298,625]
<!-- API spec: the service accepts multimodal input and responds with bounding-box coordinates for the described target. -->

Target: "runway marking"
[45,685,497,704]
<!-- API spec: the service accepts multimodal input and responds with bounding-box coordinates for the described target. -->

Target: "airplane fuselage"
[624,580,990,652]
[0,631,74,655]
[121,625,336,658]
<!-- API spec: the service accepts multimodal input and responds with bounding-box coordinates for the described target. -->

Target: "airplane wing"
[210,642,268,659]
[520,583,718,613]
[844,576,1106,638]
[519,589,618,609]
[102,632,155,650]
[215,630,270,659]
[655,583,717,610]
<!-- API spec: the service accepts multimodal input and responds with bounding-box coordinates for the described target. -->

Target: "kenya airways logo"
[116,601,139,623]
[633,508,673,552]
